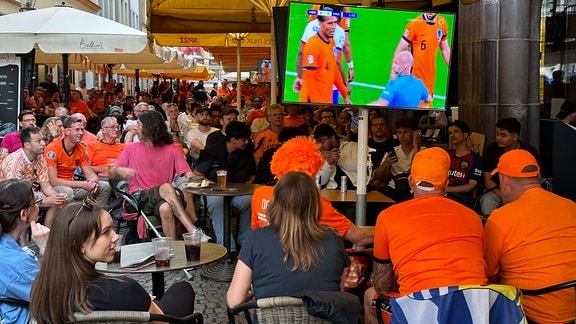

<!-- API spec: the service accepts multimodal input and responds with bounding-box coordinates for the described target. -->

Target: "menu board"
[0,54,20,137]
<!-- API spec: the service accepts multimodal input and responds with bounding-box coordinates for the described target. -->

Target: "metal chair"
[227,296,331,324]
[0,297,204,324]
[375,284,526,324]
[110,180,162,241]
[521,279,576,323]
[228,291,360,324]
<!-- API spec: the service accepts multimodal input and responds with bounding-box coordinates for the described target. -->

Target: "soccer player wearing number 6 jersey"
[392,13,451,100]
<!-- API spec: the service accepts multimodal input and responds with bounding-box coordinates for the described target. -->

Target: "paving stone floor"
[127,266,250,324]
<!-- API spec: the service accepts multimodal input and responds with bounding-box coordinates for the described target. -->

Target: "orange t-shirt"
[300,35,347,104]
[251,186,351,236]
[217,87,231,98]
[86,141,125,168]
[485,188,576,323]
[69,100,92,121]
[253,129,279,162]
[246,109,266,124]
[374,196,486,296]
[283,115,305,127]
[44,139,90,181]
[402,14,449,95]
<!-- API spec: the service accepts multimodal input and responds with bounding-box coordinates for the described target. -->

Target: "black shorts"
[139,186,167,216]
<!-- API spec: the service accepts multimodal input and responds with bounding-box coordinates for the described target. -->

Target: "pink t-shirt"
[1,132,22,153]
[115,142,191,193]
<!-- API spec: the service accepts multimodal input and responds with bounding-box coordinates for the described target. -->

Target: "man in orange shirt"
[44,116,111,226]
[253,104,284,165]
[298,11,351,105]
[282,104,305,127]
[392,13,451,99]
[217,79,231,100]
[365,147,486,323]
[251,136,373,246]
[68,89,94,121]
[86,116,125,177]
[485,149,576,323]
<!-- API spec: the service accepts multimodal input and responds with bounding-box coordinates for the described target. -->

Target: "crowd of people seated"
[1,75,576,323]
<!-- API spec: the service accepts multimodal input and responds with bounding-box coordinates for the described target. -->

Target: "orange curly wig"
[270,136,324,179]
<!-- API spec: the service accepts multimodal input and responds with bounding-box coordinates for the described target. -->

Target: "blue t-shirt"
[0,233,39,324]
[239,226,349,300]
[380,75,429,108]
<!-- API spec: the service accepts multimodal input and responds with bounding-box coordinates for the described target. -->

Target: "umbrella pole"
[135,69,140,96]
[62,53,70,109]
[355,107,369,228]
[237,40,242,111]
[270,13,277,104]
[355,0,373,231]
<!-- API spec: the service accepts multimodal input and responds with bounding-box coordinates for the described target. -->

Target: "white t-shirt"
[387,145,416,189]
[185,126,218,158]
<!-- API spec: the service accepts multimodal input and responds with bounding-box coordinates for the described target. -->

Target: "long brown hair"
[30,201,106,323]
[267,172,327,271]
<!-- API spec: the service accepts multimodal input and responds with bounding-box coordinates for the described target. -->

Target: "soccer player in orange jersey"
[306,4,354,82]
[298,12,351,105]
[392,13,451,100]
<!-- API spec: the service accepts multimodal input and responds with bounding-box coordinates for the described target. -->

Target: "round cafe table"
[185,182,260,282]
[96,241,226,298]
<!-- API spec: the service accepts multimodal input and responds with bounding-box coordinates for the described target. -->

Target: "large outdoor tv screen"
[282,2,455,110]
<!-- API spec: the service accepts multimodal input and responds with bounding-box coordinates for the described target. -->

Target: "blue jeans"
[205,195,251,251]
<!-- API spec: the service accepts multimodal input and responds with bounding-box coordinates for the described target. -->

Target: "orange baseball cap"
[411,147,450,192]
[490,149,540,177]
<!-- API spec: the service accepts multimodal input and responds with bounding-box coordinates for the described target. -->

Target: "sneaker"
[193,227,211,242]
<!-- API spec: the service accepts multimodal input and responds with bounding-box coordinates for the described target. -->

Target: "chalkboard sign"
[0,55,20,137]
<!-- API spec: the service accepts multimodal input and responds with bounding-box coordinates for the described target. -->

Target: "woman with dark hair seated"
[227,172,350,308]
[30,199,196,324]
[0,179,50,324]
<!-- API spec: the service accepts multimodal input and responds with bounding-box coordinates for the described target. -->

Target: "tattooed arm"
[373,262,399,295]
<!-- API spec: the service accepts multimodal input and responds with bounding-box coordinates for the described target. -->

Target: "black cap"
[557,101,576,120]
[222,108,239,117]
[313,123,337,139]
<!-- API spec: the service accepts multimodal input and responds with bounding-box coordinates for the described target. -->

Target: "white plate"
[186,183,210,189]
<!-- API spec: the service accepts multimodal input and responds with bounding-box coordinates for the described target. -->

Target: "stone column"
[458,0,542,147]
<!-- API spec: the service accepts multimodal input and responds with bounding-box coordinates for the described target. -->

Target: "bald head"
[397,51,414,66]
[393,51,415,77]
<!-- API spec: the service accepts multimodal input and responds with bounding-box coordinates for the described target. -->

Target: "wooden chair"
[468,132,486,156]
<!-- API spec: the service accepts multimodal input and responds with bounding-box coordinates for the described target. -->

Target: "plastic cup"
[57,193,69,209]
[110,234,124,264]
[183,232,202,262]
[216,170,228,189]
[107,158,116,171]
[152,237,172,267]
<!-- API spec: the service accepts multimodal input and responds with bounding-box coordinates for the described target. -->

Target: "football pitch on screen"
[282,3,454,109]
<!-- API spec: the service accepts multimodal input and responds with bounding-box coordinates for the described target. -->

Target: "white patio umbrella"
[0,4,147,106]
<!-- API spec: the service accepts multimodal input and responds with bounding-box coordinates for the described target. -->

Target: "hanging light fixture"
[19,0,37,11]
